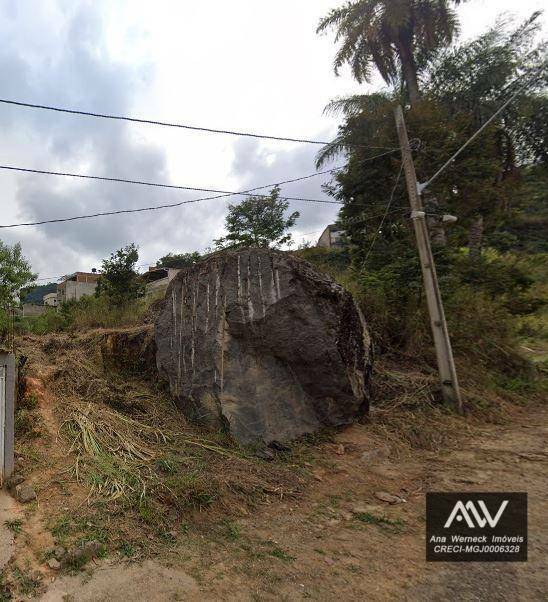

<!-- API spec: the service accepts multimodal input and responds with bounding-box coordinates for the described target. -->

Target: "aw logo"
[444,499,509,529]
[426,492,527,562]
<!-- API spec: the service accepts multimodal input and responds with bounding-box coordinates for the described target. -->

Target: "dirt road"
[36,404,547,600]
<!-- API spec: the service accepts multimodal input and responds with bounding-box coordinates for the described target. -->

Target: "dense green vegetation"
[312,8,548,393]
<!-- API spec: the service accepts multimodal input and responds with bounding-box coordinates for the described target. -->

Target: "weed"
[50,515,72,542]
[179,522,190,535]
[3,519,23,535]
[354,512,405,533]
[119,541,136,557]
[223,520,241,541]
[20,393,38,411]
[268,547,295,562]
[14,408,41,439]
[12,566,41,597]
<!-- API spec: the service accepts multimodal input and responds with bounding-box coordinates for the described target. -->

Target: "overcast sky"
[0,0,545,281]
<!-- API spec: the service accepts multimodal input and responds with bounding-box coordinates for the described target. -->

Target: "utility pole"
[394,105,462,413]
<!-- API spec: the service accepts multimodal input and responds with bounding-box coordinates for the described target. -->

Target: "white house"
[43,292,58,307]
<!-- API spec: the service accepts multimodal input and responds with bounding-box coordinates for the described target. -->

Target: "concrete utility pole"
[394,105,463,413]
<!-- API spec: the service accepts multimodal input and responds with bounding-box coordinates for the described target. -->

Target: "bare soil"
[32,403,548,601]
[3,331,546,600]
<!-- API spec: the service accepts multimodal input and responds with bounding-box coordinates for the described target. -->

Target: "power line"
[0,190,339,230]
[0,149,398,229]
[0,97,397,150]
[420,77,534,192]
[363,164,405,263]
[0,162,343,202]
[0,165,344,230]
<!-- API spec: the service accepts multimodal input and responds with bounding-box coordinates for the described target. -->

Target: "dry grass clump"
[366,353,530,455]
[18,331,303,531]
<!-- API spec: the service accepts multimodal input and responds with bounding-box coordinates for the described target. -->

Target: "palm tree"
[317,0,466,107]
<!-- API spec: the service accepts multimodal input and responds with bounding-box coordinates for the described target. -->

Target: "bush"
[5,293,162,336]
[301,245,539,380]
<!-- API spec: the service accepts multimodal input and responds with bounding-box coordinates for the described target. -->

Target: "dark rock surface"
[155,248,372,444]
[101,325,156,377]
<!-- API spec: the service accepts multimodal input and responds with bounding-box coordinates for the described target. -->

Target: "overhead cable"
[0,97,397,149]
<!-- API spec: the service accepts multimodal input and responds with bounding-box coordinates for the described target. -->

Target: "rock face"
[155,248,372,444]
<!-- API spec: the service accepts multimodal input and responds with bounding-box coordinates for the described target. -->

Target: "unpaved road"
[32,405,548,600]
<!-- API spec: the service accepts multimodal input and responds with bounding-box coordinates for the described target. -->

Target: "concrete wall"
[146,277,169,295]
[317,228,332,248]
[58,281,97,304]
[317,226,344,249]
[21,304,47,317]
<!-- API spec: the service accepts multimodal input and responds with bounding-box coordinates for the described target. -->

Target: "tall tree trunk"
[397,36,421,108]
[468,214,484,260]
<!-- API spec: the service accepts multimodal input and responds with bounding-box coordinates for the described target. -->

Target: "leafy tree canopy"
[318,0,467,106]
[0,240,36,308]
[22,282,57,305]
[95,244,144,306]
[155,252,201,269]
[319,15,548,260]
[215,187,300,249]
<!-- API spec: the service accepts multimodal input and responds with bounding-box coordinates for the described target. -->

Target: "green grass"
[223,520,241,541]
[354,512,405,533]
[11,566,41,597]
[49,515,72,543]
[267,547,295,562]
[119,542,136,557]
[3,519,23,534]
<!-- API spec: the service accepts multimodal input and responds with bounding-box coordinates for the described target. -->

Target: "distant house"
[43,292,58,307]
[317,224,345,249]
[57,272,101,304]
[141,267,180,295]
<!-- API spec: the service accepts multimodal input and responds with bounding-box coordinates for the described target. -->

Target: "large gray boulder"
[155,248,372,444]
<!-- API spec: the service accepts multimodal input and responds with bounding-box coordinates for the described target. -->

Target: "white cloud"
[0,0,545,279]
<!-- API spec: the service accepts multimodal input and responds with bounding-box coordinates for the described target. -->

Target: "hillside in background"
[23,282,57,304]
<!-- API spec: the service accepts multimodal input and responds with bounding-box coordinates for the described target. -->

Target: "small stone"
[53,546,66,561]
[361,448,389,463]
[47,558,61,570]
[269,440,292,453]
[324,556,335,565]
[334,444,345,456]
[340,511,353,520]
[374,491,405,504]
[63,540,102,568]
[6,473,25,489]
[254,448,275,461]
[15,484,37,503]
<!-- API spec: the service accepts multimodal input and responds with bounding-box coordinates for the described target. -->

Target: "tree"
[0,240,36,308]
[317,0,466,106]
[319,15,548,258]
[156,252,201,269]
[95,244,144,306]
[214,187,300,249]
